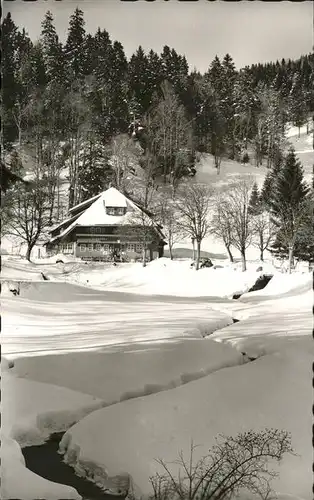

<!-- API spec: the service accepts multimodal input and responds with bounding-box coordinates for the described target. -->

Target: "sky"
[5,0,314,72]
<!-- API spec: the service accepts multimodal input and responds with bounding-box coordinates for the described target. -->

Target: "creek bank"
[22,432,125,500]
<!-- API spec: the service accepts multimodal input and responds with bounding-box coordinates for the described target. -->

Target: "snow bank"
[1,372,103,500]
[2,372,103,446]
[1,435,81,500]
[13,338,242,401]
[62,258,262,298]
[239,272,312,301]
[60,350,312,499]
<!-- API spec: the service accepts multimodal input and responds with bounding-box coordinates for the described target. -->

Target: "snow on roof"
[47,187,155,243]
[104,187,127,207]
[69,193,102,214]
[49,212,83,234]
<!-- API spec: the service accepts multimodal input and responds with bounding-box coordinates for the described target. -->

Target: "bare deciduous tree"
[5,180,51,261]
[210,196,234,263]
[143,429,294,500]
[156,189,184,260]
[252,212,277,262]
[222,180,255,271]
[110,133,140,191]
[148,81,193,192]
[176,183,212,270]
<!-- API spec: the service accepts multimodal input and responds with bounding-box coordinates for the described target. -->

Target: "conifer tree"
[269,148,310,271]
[128,46,151,115]
[41,11,65,84]
[248,182,261,215]
[2,13,19,148]
[64,8,87,82]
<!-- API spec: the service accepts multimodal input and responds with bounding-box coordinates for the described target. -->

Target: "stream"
[22,432,125,500]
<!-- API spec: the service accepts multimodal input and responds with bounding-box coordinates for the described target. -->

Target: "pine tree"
[41,11,65,84]
[248,182,261,215]
[64,8,87,82]
[78,141,113,201]
[288,73,308,136]
[128,46,150,115]
[110,41,129,133]
[269,148,310,271]
[1,13,19,148]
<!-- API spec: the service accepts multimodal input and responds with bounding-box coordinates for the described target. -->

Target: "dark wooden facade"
[46,225,165,261]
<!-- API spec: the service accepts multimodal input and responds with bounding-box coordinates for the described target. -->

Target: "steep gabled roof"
[47,187,161,244]
[69,193,102,216]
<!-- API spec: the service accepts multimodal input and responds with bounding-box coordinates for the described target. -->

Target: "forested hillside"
[2,8,313,212]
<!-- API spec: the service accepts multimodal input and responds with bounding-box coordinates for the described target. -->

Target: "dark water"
[22,433,124,500]
[247,274,273,293]
[233,274,273,299]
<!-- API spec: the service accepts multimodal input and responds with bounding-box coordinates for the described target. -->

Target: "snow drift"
[60,349,312,500]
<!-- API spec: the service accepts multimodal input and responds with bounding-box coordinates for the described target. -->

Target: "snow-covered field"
[1,254,312,500]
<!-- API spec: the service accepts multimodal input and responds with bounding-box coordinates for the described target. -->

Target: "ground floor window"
[59,243,74,254]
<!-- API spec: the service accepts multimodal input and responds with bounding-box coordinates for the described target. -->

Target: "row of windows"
[78,243,144,253]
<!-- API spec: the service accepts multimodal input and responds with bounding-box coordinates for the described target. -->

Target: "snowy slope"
[11,339,242,401]
[52,270,310,499]
[60,349,312,500]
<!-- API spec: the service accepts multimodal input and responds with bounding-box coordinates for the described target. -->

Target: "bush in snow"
[130,428,294,500]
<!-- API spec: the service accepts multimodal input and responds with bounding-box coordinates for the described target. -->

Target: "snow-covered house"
[45,187,166,261]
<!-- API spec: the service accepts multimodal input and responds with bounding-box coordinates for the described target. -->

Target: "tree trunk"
[68,185,75,209]
[142,247,147,268]
[169,244,174,260]
[260,248,264,261]
[288,245,294,274]
[26,242,35,262]
[195,240,201,270]
[226,244,234,263]
[192,239,196,262]
[241,248,247,272]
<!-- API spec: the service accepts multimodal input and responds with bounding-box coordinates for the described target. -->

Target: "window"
[103,244,109,254]
[80,244,86,252]
[127,243,135,252]
[136,244,143,253]
[87,244,93,252]
[95,244,101,251]
[106,206,126,216]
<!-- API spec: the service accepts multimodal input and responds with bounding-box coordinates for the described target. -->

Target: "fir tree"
[128,46,150,115]
[1,13,19,148]
[64,8,87,82]
[248,182,262,215]
[40,11,65,84]
[269,148,310,271]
